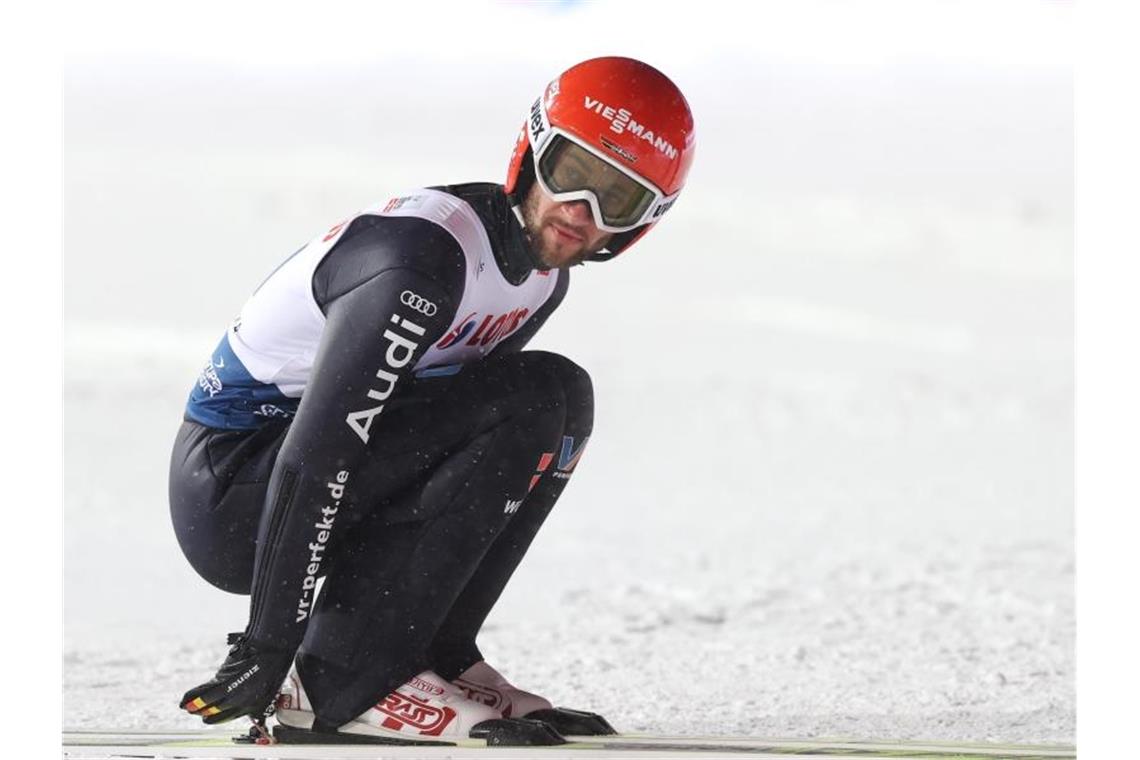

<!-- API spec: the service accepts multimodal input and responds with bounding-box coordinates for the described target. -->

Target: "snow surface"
[64,50,1072,744]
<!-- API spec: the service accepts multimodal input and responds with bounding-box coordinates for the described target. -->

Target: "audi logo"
[400,290,438,316]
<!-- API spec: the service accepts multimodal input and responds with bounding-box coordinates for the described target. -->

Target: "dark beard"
[520,224,555,271]
[520,193,558,270]
[520,188,609,269]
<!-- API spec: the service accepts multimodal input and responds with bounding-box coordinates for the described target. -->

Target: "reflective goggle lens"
[536,135,657,229]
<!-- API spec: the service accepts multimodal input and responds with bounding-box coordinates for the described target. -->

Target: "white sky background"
[65,1,1071,69]
[64,0,1074,333]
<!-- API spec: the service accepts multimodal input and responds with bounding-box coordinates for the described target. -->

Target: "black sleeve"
[491,268,570,355]
[245,220,465,653]
[311,215,465,310]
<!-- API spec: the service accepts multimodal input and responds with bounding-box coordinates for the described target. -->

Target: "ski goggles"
[532,130,676,234]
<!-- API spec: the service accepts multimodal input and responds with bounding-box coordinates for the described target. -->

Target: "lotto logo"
[436,308,530,350]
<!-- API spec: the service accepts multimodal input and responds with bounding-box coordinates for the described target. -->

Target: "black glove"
[180,633,295,725]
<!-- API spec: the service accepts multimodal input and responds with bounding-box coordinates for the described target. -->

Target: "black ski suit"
[170,183,593,727]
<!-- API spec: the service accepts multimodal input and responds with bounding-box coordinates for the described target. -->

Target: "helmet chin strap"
[510,203,526,228]
[510,202,556,271]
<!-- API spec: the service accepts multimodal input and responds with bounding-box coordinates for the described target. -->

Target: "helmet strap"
[589,226,645,261]
[507,146,537,211]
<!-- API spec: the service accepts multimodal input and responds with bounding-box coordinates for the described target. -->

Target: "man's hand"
[180,633,294,724]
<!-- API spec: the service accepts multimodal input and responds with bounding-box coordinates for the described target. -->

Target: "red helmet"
[505,57,696,260]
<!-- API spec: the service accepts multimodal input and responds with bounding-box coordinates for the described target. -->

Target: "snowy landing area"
[64,239,1073,744]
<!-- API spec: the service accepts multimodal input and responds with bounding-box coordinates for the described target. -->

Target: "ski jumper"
[169,183,593,727]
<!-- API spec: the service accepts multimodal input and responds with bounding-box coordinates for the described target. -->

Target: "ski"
[63,730,1075,759]
[569,734,1074,758]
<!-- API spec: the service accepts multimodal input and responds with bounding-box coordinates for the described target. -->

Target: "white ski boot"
[274,668,513,744]
[452,660,553,717]
[452,660,617,736]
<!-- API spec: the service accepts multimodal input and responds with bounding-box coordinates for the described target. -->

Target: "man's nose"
[563,199,594,225]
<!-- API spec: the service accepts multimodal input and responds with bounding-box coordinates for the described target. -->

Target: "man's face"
[520,181,613,269]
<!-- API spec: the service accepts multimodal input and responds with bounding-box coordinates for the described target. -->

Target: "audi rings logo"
[400,290,437,316]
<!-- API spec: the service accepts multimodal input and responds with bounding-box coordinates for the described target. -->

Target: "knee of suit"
[553,356,594,436]
[169,509,255,595]
[509,351,594,436]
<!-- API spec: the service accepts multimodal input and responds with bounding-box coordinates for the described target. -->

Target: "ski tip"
[469,717,567,746]
[527,707,618,736]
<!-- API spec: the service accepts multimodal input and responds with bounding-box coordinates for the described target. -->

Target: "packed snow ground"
[64,54,1072,743]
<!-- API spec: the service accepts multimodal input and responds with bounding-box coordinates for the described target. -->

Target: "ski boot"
[272,667,563,746]
[453,660,617,736]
